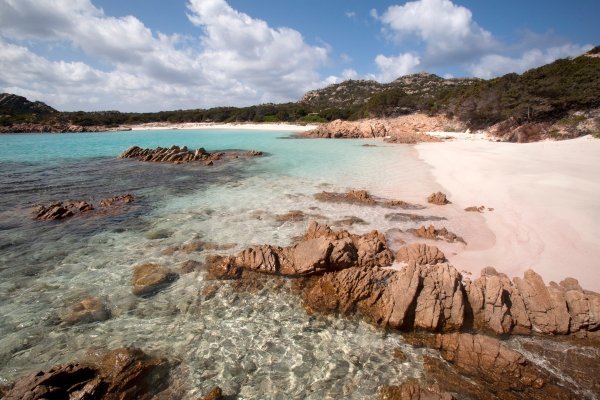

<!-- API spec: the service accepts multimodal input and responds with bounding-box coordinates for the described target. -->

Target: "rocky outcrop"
[314,189,421,209]
[201,386,224,400]
[132,263,178,296]
[2,347,171,400]
[118,145,263,164]
[395,244,446,266]
[303,115,454,142]
[302,261,465,332]
[409,225,466,244]
[33,200,94,220]
[61,297,110,325]
[208,222,393,279]
[32,194,134,221]
[427,192,449,205]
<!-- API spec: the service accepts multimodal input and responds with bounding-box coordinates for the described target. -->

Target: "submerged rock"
[380,380,456,400]
[117,145,263,164]
[427,192,449,205]
[314,189,422,209]
[132,263,178,296]
[99,194,134,207]
[201,386,223,400]
[3,347,171,400]
[61,297,110,325]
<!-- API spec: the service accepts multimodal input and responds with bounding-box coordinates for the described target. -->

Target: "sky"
[0,0,597,112]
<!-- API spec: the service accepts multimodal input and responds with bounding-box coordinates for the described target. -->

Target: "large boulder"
[427,192,449,205]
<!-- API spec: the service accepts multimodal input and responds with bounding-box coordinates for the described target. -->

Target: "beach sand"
[416,135,600,291]
[126,122,317,132]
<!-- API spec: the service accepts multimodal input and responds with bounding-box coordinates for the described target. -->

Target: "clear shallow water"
[0,129,448,398]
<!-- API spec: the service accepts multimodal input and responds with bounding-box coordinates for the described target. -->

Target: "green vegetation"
[592,132,600,139]
[1,47,598,132]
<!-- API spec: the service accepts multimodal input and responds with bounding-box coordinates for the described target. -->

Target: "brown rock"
[3,347,170,400]
[132,263,177,296]
[180,260,203,274]
[427,192,449,205]
[32,200,94,221]
[409,225,466,244]
[395,244,446,266]
[274,210,307,222]
[117,145,263,164]
[314,189,376,205]
[61,297,110,325]
[513,270,570,334]
[99,194,134,207]
[201,386,223,400]
[464,205,485,212]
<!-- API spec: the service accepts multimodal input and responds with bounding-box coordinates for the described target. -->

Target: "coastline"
[415,134,600,291]
[125,121,318,132]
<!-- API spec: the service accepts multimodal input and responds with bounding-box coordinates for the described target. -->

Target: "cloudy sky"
[0,0,596,112]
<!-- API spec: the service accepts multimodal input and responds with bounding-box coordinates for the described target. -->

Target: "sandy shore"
[416,135,600,291]
[126,122,317,132]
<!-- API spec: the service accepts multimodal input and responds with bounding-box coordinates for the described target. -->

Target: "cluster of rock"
[427,191,449,205]
[303,115,462,143]
[118,145,263,164]
[1,347,172,400]
[314,189,421,209]
[210,222,599,339]
[32,194,134,221]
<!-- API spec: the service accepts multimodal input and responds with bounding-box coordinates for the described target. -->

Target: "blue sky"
[0,0,596,111]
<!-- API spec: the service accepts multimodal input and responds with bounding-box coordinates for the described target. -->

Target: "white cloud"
[468,44,593,79]
[342,69,358,79]
[345,11,356,19]
[370,9,379,19]
[0,0,329,111]
[373,53,421,82]
[340,53,353,64]
[380,0,496,64]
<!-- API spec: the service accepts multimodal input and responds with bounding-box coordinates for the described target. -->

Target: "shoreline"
[125,121,317,132]
[415,134,600,291]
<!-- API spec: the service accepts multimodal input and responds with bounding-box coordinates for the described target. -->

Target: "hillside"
[299,72,480,114]
[0,93,56,115]
[1,46,598,140]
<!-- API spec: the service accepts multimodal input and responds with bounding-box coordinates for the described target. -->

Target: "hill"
[0,93,56,115]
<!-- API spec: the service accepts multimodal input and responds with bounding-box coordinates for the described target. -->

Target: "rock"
[333,216,368,226]
[180,260,203,274]
[314,189,420,209]
[61,297,110,325]
[392,348,408,362]
[513,270,570,334]
[32,200,94,221]
[464,205,485,212]
[117,145,263,164]
[427,192,449,205]
[314,189,377,205]
[211,222,393,278]
[384,212,446,222]
[3,347,170,400]
[409,225,466,244]
[144,228,172,240]
[132,263,177,296]
[424,333,576,399]
[395,244,446,266]
[380,380,456,400]
[274,210,307,222]
[99,194,134,207]
[201,386,223,400]
[303,262,465,332]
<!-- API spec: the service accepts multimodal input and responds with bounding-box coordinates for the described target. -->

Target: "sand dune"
[416,135,600,291]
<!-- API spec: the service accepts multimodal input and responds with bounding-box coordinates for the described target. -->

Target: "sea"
[0,129,595,399]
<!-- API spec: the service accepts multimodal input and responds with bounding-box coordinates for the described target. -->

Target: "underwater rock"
[98,194,134,207]
[314,189,421,209]
[380,379,456,400]
[3,347,171,400]
[132,263,177,296]
[427,192,449,205]
[201,386,223,400]
[61,297,110,325]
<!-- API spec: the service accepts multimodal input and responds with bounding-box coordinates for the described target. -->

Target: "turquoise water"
[0,129,445,398]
